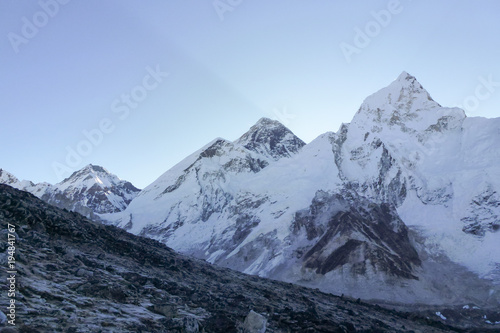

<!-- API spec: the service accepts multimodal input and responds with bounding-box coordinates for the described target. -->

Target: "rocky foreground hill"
[1,184,494,332]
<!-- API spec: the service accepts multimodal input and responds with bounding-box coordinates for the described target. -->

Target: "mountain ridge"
[0,164,140,219]
[3,72,499,308]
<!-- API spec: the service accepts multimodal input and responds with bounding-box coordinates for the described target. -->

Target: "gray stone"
[242,310,267,333]
[76,268,93,278]
[150,304,177,318]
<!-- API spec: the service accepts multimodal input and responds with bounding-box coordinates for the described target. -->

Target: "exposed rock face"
[0,184,471,332]
[461,186,500,236]
[235,117,306,161]
[293,192,420,280]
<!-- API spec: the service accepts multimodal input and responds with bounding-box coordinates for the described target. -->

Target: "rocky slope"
[0,184,479,332]
[101,72,500,307]
[0,164,140,219]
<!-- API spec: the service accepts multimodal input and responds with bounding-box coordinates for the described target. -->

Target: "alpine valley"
[3,72,500,313]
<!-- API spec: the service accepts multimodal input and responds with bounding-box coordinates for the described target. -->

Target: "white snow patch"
[435,312,447,320]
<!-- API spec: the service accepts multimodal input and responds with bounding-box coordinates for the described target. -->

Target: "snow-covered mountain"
[0,168,54,199]
[103,72,500,305]
[5,72,498,307]
[235,117,306,160]
[341,72,500,273]
[105,118,305,234]
[0,164,140,218]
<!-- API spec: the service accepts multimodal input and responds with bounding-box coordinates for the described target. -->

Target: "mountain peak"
[254,117,282,127]
[350,72,445,133]
[55,164,140,215]
[235,118,305,160]
[59,164,129,191]
[61,164,111,183]
[392,71,431,97]
[82,164,109,173]
[361,72,440,111]
[396,71,413,82]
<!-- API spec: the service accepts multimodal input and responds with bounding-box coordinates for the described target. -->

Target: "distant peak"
[235,117,305,160]
[256,117,279,124]
[82,164,108,173]
[386,71,419,89]
[60,164,113,184]
[396,71,413,82]
[358,72,440,116]
[347,72,458,134]
[392,71,427,93]
[248,118,298,136]
[252,117,286,129]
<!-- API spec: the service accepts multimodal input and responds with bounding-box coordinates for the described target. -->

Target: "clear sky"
[1,0,499,188]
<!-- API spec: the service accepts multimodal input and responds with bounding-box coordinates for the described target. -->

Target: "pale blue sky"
[1,0,499,188]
